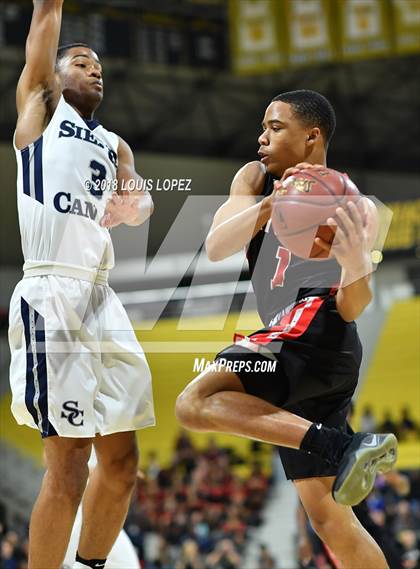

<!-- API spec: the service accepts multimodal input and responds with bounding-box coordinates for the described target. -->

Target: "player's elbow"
[148,198,155,217]
[140,192,154,222]
[205,237,225,262]
[337,290,373,322]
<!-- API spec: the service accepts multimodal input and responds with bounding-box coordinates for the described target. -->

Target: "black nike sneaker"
[333,432,398,506]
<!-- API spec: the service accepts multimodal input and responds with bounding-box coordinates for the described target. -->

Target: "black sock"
[300,423,353,465]
[76,552,107,569]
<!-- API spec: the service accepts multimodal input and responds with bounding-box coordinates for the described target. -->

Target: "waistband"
[268,300,298,328]
[268,292,335,328]
[23,261,109,285]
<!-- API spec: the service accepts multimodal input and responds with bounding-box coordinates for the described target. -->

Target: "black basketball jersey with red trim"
[247,173,341,328]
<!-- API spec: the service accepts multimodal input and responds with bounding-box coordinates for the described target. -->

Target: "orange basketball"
[271,168,360,260]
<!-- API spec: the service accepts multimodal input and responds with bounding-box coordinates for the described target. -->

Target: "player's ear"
[306,127,321,146]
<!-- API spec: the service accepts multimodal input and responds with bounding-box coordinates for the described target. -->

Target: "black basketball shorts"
[214,296,362,480]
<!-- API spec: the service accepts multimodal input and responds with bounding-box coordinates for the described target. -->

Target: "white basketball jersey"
[14,95,118,270]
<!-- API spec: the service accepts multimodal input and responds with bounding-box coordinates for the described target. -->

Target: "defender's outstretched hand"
[100,192,144,228]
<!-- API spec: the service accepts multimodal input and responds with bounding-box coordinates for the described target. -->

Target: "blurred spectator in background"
[398,407,418,441]
[379,411,399,437]
[0,502,8,538]
[258,543,276,569]
[0,531,28,569]
[393,499,420,534]
[205,538,241,569]
[174,430,198,476]
[146,451,162,481]
[131,436,271,567]
[398,529,420,569]
[360,405,376,433]
[175,539,205,569]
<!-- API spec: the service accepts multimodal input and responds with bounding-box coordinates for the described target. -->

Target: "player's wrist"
[262,194,274,216]
[340,254,372,279]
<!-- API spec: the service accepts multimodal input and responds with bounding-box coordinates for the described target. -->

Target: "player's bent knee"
[100,446,139,492]
[175,392,202,430]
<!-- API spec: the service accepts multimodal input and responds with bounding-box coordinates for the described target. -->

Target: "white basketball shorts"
[8,274,155,437]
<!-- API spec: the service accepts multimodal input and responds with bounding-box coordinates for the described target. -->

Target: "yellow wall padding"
[354,297,420,469]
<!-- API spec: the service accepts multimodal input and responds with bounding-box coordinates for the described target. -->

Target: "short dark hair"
[272,89,336,147]
[56,42,91,64]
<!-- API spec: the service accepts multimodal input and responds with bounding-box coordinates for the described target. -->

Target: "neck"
[305,147,326,165]
[72,103,95,120]
[62,92,98,120]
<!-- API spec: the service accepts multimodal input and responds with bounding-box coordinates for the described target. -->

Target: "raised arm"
[15,0,63,148]
[205,161,317,261]
[205,161,269,261]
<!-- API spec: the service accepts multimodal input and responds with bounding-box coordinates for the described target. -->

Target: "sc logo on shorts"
[61,400,84,426]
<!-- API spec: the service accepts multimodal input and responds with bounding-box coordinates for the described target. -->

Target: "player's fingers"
[111,192,122,205]
[281,167,300,181]
[295,162,324,170]
[99,213,112,227]
[314,237,330,252]
[346,201,363,233]
[327,218,345,245]
[334,207,355,237]
[357,196,370,225]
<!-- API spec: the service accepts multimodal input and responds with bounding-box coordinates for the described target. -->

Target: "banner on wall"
[392,0,420,54]
[229,0,284,75]
[337,0,392,60]
[285,0,335,65]
[384,199,420,252]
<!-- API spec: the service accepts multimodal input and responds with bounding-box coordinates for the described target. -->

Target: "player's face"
[58,47,103,110]
[258,101,312,177]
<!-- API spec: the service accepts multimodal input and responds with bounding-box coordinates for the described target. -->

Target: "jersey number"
[270,246,291,289]
[89,160,107,198]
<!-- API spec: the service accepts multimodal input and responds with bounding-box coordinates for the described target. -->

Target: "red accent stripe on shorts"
[247,296,325,346]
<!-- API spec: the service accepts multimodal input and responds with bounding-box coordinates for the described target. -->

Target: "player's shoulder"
[231,160,267,196]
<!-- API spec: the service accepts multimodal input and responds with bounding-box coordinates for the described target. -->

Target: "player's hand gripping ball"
[271,167,360,260]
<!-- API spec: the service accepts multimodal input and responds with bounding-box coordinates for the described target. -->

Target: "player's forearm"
[336,273,373,322]
[33,0,63,9]
[31,0,63,33]
[24,0,63,82]
[206,196,272,261]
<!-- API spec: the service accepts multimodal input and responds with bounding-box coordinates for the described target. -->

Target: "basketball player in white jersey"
[8,1,155,568]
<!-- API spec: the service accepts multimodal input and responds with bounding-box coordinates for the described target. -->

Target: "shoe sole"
[333,433,398,506]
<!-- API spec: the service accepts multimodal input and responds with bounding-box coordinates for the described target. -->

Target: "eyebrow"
[261,119,287,128]
[71,54,101,64]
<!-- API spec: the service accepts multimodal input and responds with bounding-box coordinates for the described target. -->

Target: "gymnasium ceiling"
[0,0,419,173]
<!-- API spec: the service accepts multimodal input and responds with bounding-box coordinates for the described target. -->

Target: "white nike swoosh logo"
[363,436,377,447]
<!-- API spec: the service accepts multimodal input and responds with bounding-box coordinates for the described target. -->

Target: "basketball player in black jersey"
[176,90,397,569]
